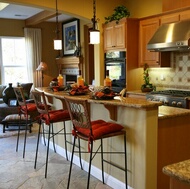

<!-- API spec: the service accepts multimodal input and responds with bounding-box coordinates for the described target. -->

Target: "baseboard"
[42,138,133,189]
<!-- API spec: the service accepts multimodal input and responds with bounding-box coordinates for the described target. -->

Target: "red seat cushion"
[41,109,70,124]
[75,119,124,139]
[21,103,37,112]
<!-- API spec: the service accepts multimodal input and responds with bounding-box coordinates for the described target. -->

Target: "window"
[0,37,28,85]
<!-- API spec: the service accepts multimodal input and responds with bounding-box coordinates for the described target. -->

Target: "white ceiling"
[0,3,73,22]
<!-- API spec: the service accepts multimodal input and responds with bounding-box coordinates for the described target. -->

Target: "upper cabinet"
[179,9,190,21]
[103,18,139,53]
[160,13,180,24]
[103,18,126,51]
[139,17,171,68]
[160,10,190,24]
[139,7,190,68]
[139,17,161,67]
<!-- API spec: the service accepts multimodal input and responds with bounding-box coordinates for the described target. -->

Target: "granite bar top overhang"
[35,88,190,119]
[35,87,161,110]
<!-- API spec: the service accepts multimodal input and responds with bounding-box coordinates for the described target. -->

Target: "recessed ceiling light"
[0,3,9,11]
[15,14,28,17]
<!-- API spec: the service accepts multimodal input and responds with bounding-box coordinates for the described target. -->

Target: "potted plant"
[141,63,154,92]
[104,5,130,24]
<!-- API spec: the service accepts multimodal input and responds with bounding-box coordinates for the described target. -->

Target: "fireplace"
[56,56,82,86]
[62,68,79,86]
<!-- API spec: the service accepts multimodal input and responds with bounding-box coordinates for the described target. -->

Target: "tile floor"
[0,129,112,189]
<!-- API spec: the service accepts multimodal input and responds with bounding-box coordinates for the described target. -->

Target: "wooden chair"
[64,96,128,189]
[13,87,38,158]
[31,90,71,178]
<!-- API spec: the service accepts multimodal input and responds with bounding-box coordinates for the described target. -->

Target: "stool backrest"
[13,87,26,106]
[64,96,92,132]
[31,91,49,115]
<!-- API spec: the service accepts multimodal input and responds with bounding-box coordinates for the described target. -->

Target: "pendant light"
[54,0,62,50]
[89,0,100,44]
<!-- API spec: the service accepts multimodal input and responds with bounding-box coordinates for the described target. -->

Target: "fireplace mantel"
[56,56,83,69]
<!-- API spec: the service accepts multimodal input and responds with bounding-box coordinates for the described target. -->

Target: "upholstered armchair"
[0,83,33,123]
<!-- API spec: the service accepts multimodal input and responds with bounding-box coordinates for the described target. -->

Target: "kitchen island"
[35,87,190,189]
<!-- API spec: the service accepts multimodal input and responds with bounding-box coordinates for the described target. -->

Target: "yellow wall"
[0,18,24,36]
[126,0,162,18]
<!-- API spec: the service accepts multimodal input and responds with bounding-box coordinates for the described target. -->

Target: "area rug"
[0,123,39,138]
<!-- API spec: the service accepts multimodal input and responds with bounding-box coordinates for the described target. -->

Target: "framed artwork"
[62,19,80,56]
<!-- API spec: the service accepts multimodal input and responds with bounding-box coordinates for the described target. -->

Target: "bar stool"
[13,87,39,158]
[31,90,71,178]
[64,96,128,189]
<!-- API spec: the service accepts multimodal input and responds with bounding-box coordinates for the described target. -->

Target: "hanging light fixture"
[89,0,100,44]
[54,0,62,50]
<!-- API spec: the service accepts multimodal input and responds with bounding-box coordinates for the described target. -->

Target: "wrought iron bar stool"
[64,96,128,189]
[32,90,71,178]
[13,87,39,158]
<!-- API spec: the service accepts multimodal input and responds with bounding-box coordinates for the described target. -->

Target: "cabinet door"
[104,24,114,50]
[104,20,126,51]
[139,18,160,67]
[114,22,126,49]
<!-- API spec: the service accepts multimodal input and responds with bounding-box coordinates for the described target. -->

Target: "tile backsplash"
[149,52,190,91]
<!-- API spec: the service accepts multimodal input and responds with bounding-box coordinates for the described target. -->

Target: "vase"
[2,83,16,104]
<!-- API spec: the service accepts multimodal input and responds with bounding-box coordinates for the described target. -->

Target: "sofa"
[0,83,33,123]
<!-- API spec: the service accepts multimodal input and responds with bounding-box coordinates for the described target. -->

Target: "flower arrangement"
[141,63,154,92]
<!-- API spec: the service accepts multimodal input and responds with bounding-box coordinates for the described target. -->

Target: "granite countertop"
[158,106,190,119]
[36,87,161,110]
[163,159,190,185]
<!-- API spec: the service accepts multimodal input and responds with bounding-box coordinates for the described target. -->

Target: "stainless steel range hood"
[147,20,190,52]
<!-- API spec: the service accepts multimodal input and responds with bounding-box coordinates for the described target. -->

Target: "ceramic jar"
[2,83,16,104]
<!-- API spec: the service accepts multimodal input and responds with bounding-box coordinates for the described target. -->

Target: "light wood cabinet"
[139,17,160,67]
[180,9,190,21]
[160,13,180,24]
[103,18,126,51]
[139,17,171,68]
[160,10,190,24]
